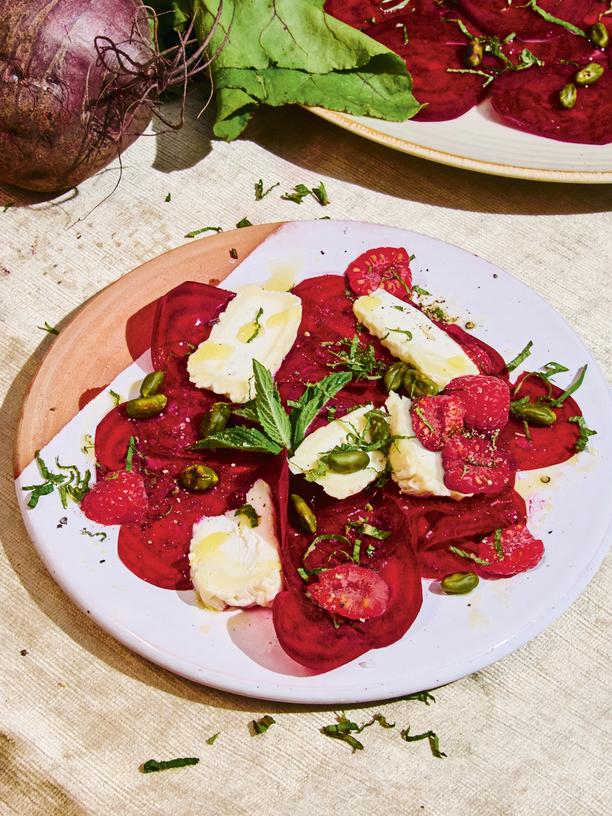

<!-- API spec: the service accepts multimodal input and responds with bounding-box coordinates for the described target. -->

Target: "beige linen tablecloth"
[1,98,611,816]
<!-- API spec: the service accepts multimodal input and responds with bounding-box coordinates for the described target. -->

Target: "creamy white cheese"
[187,284,302,403]
[288,404,386,500]
[189,479,282,610]
[385,392,467,500]
[353,288,478,390]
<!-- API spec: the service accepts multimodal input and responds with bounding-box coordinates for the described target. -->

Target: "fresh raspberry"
[307,563,391,621]
[442,435,513,495]
[345,246,412,299]
[445,375,510,431]
[475,524,544,577]
[411,395,465,451]
[81,470,148,526]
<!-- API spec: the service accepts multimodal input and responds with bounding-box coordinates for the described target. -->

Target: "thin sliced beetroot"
[491,64,612,145]
[445,374,510,432]
[443,324,508,378]
[151,281,234,389]
[324,0,442,28]
[497,373,581,469]
[363,15,488,121]
[474,523,545,577]
[273,489,422,672]
[276,274,392,415]
[401,488,527,550]
[417,542,479,579]
[455,0,594,39]
[118,453,288,590]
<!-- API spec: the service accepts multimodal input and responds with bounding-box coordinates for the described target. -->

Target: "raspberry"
[446,375,510,431]
[442,435,513,495]
[411,395,465,451]
[345,247,412,299]
[475,524,544,577]
[81,470,148,526]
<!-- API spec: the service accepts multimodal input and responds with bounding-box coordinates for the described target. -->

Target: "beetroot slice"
[151,281,234,388]
[273,490,422,672]
[363,15,488,120]
[443,324,508,378]
[455,0,594,39]
[324,0,442,28]
[276,274,392,416]
[497,373,581,470]
[491,65,612,145]
[118,453,288,590]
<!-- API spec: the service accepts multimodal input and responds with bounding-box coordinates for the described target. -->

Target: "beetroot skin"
[0,0,154,191]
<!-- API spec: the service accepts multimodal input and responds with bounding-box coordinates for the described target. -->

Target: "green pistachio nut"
[199,402,231,437]
[589,22,609,50]
[326,450,370,474]
[235,503,259,528]
[125,394,167,419]
[511,401,557,426]
[290,493,317,535]
[575,62,604,87]
[139,370,165,398]
[366,411,389,445]
[402,368,438,399]
[179,463,219,492]
[384,361,408,393]
[441,571,479,595]
[559,83,577,109]
[465,39,484,68]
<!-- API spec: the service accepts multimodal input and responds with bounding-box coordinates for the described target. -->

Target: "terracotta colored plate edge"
[308,107,612,184]
[14,222,281,476]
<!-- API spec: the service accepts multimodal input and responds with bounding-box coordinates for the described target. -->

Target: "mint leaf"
[251,715,276,735]
[448,545,490,566]
[506,340,533,372]
[252,360,292,449]
[525,0,587,37]
[290,371,352,448]
[568,415,597,452]
[548,364,587,407]
[142,757,199,773]
[192,426,281,455]
[400,727,446,758]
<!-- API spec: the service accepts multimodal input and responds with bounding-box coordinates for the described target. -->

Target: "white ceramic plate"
[15,221,612,703]
[309,102,612,183]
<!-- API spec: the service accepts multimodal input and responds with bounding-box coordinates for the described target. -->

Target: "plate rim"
[13,219,612,703]
[308,107,612,184]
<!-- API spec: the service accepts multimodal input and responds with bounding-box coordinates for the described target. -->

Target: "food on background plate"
[25,245,595,672]
[324,0,612,144]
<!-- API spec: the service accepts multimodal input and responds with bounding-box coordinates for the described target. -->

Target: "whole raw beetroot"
[0,0,154,191]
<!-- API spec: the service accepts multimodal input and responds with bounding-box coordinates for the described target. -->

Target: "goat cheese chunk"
[386,392,468,500]
[353,288,478,390]
[187,284,302,403]
[189,479,282,610]
[288,404,386,500]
